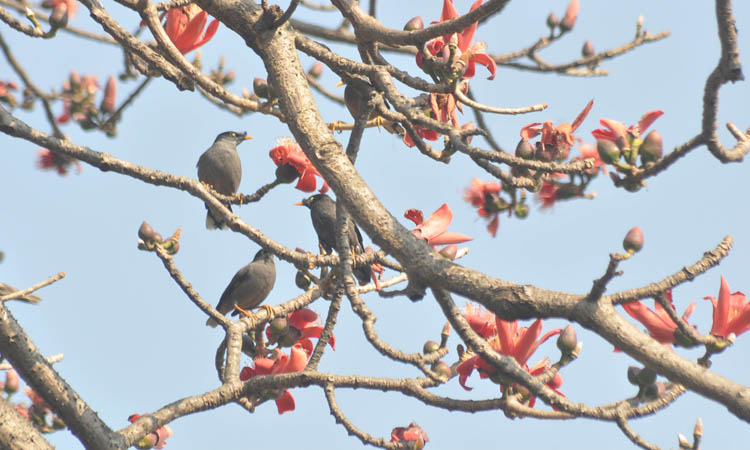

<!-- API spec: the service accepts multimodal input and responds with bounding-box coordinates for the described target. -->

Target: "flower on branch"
[57,71,99,124]
[416,0,497,82]
[622,291,695,345]
[36,148,82,176]
[521,100,593,161]
[163,4,220,54]
[405,203,473,248]
[240,344,310,414]
[463,178,503,237]
[704,276,750,339]
[0,80,18,108]
[269,138,329,193]
[591,110,663,168]
[391,422,429,449]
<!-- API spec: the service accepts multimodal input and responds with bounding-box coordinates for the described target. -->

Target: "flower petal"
[636,110,663,134]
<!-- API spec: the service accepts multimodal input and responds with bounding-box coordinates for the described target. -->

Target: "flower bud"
[636,366,657,386]
[423,340,439,354]
[623,226,644,253]
[431,361,452,380]
[4,369,19,394]
[275,163,300,184]
[100,75,117,114]
[559,0,579,32]
[49,3,68,29]
[694,418,703,437]
[138,221,162,243]
[677,433,691,449]
[515,139,535,159]
[556,325,577,354]
[514,203,529,219]
[253,78,270,99]
[307,62,323,79]
[639,130,662,164]
[279,326,302,347]
[438,245,458,260]
[404,16,424,32]
[546,12,559,30]
[582,40,595,58]
[269,317,289,336]
[295,270,311,289]
[597,139,620,164]
[627,366,641,385]
[643,381,665,399]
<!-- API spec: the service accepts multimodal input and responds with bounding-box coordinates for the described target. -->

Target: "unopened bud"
[438,245,458,260]
[295,270,311,289]
[597,139,620,164]
[546,12,559,30]
[307,62,323,79]
[276,163,300,184]
[677,433,691,449]
[404,16,424,32]
[431,361,452,380]
[637,366,657,386]
[514,203,529,219]
[423,340,439,354]
[279,326,302,347]
[556,325,577,354]
[582,40,595,58]
[627,366,641,385]
[253,78,270,99]
[623,226,644,253]
[100,75,117,114]
[515,139,535,159]
[639,130,662,164]
[49,3,68,29]
[559,0,579,32]
[4,370,19,394]
[269,317,289,336]
[138,221,162,243]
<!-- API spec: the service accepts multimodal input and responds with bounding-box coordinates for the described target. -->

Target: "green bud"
[423,340,439,354]
[431,361,452,380]
[404,16,424,32]
[515,139,535,159]
[269,316,289,336]
[640,130,663,164]
[279,326,302,347]
[597,139,620,164]
[295,270,311,290]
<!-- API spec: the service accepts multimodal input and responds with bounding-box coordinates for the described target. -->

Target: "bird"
[206,248,276,327]
[196,131,252,230]
[296,194,372,285]
[332,77,404,136]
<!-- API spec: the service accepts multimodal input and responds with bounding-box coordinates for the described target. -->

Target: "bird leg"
[328,120,349,132]
[233,192,245,205]
[234,305,256,329]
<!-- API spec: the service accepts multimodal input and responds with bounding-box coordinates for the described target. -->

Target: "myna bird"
[206,248,276,327]
[297,194,372,285]
[333,78,404,136]
[197,131,252,230]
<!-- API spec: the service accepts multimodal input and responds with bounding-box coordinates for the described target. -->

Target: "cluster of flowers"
[1,369,66,433]
[239,308,334,414]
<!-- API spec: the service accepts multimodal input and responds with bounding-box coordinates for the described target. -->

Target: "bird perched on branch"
[197,131,252,229]
[206,248,276,327]
[297,194,372,285]
[332,77,404,136]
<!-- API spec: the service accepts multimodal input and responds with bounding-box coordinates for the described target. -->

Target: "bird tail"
[205,204,232,230]
[353,264,372,286]
[206,317,220,327]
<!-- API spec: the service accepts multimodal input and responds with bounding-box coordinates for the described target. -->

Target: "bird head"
[295,194,328,209]
[214,131,253,146]
[253,248,274,262]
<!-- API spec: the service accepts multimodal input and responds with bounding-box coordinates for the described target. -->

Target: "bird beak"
[244,135,253,140]
[336,80,344,87]
[294,202,304,206]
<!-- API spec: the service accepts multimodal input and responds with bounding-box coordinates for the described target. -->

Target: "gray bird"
[197,131,252,230]
[297,194,372,285]
[206,248,276,327]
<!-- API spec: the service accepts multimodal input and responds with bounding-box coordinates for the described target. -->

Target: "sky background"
[2,0,750,448]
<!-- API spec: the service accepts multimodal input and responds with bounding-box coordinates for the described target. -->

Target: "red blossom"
[403,125,440,148]
[462,302,496,338]
[42,0,77,19]
[163,4,220,54]
[239,344,310,414]
[391,422,429,448]
[463,178,502,237]
[622,291,695,345]
[57,72,99,124]
[521,100,594,154]
[269,138,329,193]
[535,180,558,209]
[36,149,82,176]
[704,276,750,339]
[416,0,497,80]
[591,110,663,144]
[288,308,336,351]
[405,203,473,247]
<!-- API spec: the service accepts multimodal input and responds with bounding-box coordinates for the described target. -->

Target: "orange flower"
[405,203,473,247]
[239,344,310,415]
[269,138,329,193]
[704,276,750,339]
[521,100,594,154]
[622,291,695,345]
[463,178,502,237]
[163,4,219,54]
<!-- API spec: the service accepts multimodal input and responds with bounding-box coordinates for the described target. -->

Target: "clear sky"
[2,1,749,449]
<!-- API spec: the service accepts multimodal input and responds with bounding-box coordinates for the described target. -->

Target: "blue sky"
[2,1,749,448]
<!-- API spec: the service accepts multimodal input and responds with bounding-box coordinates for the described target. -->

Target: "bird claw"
[234,305,256,328]
[201,181,216,191]
[261,304,274,321]
[367,116,385,131]
[328,121,348,132]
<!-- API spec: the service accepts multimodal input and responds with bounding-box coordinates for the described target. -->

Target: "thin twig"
[0,273,65,302]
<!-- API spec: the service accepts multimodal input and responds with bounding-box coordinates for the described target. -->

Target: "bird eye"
[231,133,237,137]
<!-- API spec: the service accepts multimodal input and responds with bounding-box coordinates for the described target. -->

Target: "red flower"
[269,138,329,193]
[57,72,99,124]
[239,344,310,415]
[416,0,497,81]
[521,100,593,154]
[163,4,220,54]
[288,308,336,351]
[36,149,82,175]
[463,178,502,237]
[591,110,663,146]
[622,291,695,344]
[42,0,77,19]
[405,203,473,247]
[535,180,558,209]
[391,422,429,448]
[462,302,496,338]
[403,125,440,148]
[128,414,173,449]
[704,276,750,339]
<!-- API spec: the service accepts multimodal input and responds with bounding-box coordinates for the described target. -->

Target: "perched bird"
[206,248,276,327]
[335,77,404,136]
[297,194,372,285]
[197,131,252,229]
[0,283,41,304]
